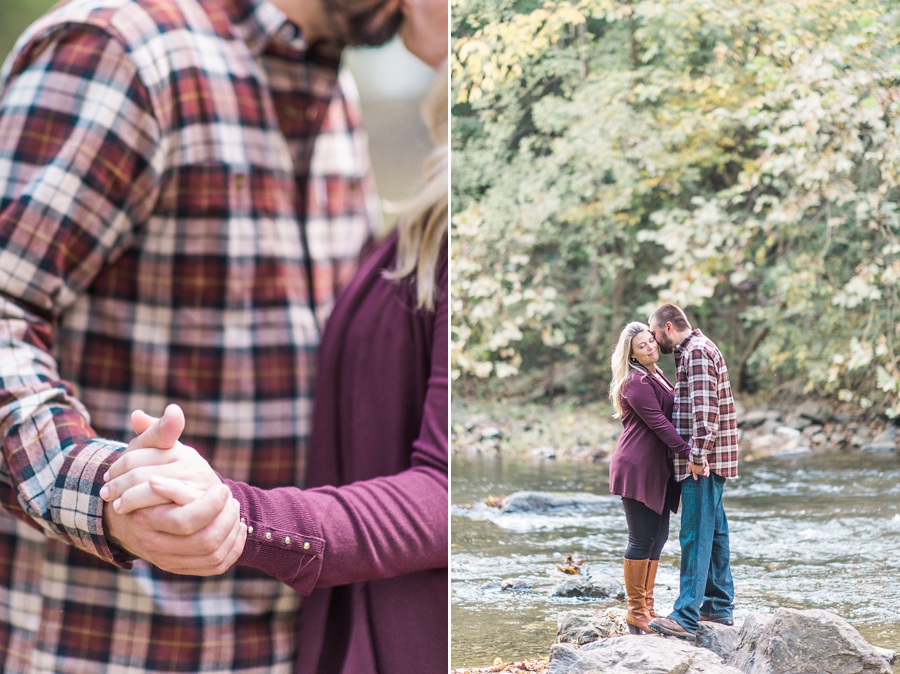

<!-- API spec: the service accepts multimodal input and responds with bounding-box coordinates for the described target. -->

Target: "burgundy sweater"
[224,231,448,674]
[609,369,690,515]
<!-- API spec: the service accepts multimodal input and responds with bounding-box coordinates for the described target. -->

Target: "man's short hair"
[649,304,692,331]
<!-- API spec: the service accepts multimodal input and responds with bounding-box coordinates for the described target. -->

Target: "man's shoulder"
[6,0,208,72]
[686,331,725,362]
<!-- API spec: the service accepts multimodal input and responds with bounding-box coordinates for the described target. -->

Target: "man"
[646,304,739,640]
[0,0,402,669]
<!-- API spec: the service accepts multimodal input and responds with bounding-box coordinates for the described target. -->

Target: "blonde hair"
[383,62,448,310]
[609,321,651,418]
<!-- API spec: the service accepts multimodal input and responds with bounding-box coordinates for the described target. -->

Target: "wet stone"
[501,579,531,591]
[553,576,623,600]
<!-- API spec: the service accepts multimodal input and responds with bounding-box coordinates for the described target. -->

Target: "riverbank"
[451,395,898,462]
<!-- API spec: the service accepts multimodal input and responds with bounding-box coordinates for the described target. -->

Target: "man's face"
[322,0,405,46]
[650,322,675,354]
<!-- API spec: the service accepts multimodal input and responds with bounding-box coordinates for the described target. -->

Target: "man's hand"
[100,404,246,575]
[100,406,220,514]
[689,460,710,480]
[105,482,247,575]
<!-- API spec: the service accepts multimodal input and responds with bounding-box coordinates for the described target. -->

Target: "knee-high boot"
[623,558,653,634]
[645,559,659,618]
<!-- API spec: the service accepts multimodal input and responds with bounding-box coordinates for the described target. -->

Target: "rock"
[796,401,834,424]
[556,609,627,645]
[727,608,891,674]
[739,409,772,428]
[784,416,812,431]
[501,578,530,591]
[480,426,502,440]
[861,426,898,454]
[553,576,624,600]
[548,636,744,674]
[696,622,741,661]
[874,646,896,664]
[745,427,811,459]
[479,581,502,592]
[530,446,557,459]
[500,491,616,513]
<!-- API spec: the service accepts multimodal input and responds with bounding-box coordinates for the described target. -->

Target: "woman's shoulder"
[622,369,650,394]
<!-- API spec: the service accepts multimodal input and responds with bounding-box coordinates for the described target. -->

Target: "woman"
[101,21,449,674]
[608,321,694,635]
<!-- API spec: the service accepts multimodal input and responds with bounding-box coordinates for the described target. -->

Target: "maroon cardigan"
[609,369,690,514]
[223,230,448,674]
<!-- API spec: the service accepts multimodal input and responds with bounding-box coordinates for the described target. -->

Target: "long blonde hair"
[609,321,651,418]
[383,63,448,310]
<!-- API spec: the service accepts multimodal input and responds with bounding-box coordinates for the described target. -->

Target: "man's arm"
[686,347,720,468]
[0,23,162,564]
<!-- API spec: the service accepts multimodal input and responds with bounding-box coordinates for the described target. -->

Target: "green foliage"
[0,0,56,64]
[452,0,900,414]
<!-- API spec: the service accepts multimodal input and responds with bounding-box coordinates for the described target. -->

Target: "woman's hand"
[100,407,221,514]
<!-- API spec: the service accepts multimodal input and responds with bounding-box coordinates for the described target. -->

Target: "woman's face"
[399,0,448,67]
[630,330,659,368]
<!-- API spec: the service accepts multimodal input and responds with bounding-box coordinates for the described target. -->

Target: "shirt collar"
[207,0,308,57]
[674,328,703,358]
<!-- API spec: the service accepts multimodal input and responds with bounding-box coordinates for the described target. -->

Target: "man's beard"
[657,334,675,354]
[324,0,404,46]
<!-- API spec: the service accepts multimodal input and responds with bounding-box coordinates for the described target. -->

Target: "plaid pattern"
[0,0,377,670]
[672,330,739,482]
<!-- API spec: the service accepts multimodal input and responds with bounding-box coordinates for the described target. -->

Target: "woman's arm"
[233,260,449,593]
[623,374,692,458]
[102,259,449,591]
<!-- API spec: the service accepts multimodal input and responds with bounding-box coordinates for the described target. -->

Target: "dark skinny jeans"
[621,496,670,560]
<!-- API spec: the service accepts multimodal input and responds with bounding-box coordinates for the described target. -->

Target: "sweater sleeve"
[623,374,691,458]
[226,256,449,595]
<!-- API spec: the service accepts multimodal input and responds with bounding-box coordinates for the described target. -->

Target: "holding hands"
[100,404,246,575]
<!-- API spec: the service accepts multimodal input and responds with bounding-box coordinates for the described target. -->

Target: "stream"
[450,452,900,670]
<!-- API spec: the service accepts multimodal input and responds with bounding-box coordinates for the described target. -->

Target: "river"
[451,452,900,670]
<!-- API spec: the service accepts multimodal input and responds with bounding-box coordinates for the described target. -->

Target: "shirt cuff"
[225,480,326,596]
[689,449,706,467]
[50,437,132,567]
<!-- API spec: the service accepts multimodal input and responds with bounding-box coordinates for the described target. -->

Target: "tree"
[452,0,900,415]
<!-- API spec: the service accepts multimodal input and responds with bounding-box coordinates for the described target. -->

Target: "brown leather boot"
[623,558,653,634]
[645,559,659,618]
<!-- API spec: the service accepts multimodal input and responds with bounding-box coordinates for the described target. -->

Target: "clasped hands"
[100,404,247,575]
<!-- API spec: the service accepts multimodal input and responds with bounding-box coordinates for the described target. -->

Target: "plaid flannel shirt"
[0,0,378,670]
[672,329,739,482]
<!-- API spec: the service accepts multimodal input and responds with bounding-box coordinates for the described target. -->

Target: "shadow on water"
[450,452,900,670]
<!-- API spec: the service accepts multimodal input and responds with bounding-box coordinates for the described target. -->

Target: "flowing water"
[451,452,900,670]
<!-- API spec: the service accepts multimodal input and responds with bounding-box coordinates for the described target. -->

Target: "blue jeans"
[670,473,734,633]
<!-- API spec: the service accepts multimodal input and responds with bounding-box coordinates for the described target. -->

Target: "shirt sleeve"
[227,253,449,595]
[623,375,691,458]
[0,24,162,564]
[684,347,720,464]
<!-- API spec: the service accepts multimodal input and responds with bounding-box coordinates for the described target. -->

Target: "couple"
[609,304,739,640]
[0,0,447,671]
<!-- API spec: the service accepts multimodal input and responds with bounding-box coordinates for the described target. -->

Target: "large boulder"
[556,609,627,645]
[500,491,616,513]
[727,608,891,674]
[548,636,744,674]
[696,621,741,661]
